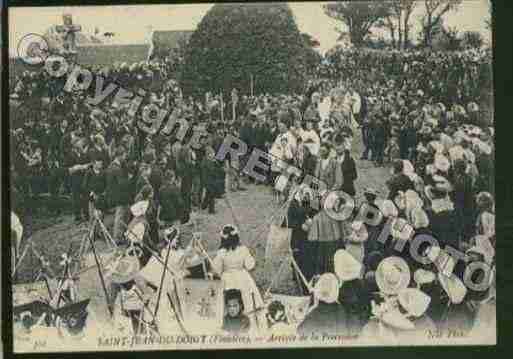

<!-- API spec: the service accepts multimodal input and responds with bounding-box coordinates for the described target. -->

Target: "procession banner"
[172,278,224,334]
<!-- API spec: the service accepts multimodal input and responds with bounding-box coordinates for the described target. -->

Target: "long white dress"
[212,246,266,330]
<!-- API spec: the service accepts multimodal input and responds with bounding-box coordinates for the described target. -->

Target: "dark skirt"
[304,240,346,277]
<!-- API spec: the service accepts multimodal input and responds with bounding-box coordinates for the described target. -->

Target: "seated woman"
[211,225,265,330]
[222,289,250,334]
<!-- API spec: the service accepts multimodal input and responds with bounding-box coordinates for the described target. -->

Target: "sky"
[9,1,491,57]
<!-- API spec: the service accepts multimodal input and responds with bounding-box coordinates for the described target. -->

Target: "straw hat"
[438,273,467,304]
[334,249,363,282]
[109,255,141,284]
[398,288,431,318]
[375,257,411,295]
[381,308,415,330]
[413,269,436,286]
[130,200,149,217]
[313,273,340,304]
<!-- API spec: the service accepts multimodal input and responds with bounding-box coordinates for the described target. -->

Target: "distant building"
[76,44,150,66]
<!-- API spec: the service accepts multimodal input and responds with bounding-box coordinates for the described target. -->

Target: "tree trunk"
[350,29,365,48]
[390,27,397,49]
[397,18,403,50]
[403,18,409,49]
[425,13,433,47]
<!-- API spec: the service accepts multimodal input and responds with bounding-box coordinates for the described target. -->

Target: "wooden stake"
[153,235,173,318]
[88,221,114,317]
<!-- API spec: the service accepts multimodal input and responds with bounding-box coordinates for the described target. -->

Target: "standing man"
[348,86,362,127]
[176,136,195,224]
[106,147,134,244]
[333,133,358,197]
[69,139,91,222]
[158,169,184,226]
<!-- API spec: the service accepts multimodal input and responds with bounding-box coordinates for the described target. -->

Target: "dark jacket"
[106,160,134,207]
[200,157,225,195]
[340,152,358,197]
[159,183,184,223]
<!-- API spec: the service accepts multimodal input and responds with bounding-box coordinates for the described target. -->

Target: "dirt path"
[15,129,392,326]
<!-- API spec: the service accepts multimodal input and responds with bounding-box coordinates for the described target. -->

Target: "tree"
[300,33,323,77]
[442,26,462,51]
[461,31,484,49]
[324,2,390,47]
[379,0,417,49]
[420,0,462,48]
[400,0,417,48]
[382,14,397,48]
[181,4,311,96]
[485,0,492,30]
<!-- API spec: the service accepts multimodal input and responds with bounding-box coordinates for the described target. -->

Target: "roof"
[151,30,193,50]
[76,44,150,66]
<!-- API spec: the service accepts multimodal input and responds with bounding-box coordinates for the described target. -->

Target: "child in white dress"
[211,225,265,331]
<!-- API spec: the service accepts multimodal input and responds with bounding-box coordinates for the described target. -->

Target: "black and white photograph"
[7,1,495,352]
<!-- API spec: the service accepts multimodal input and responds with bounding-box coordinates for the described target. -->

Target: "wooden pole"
[220,92,224,123]
[250,74,254,97]
[88,220,114,317]
[153,236,173,318]
[251,292,260,330]
[232,99,236,122]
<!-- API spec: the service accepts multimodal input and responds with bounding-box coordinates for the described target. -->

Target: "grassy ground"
[14,130,393,324]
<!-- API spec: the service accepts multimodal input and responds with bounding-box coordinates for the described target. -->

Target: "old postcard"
[7,1,495,353]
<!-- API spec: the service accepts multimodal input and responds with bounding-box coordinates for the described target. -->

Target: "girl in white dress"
[211,225,265,331]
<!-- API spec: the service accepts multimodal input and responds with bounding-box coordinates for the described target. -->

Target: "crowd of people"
[10,47,495,340]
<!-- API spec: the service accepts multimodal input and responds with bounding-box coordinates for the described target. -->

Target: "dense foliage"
[181,4,314,96]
